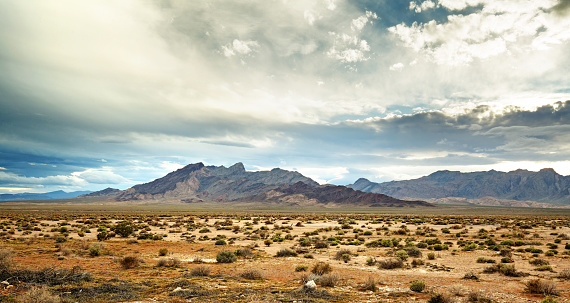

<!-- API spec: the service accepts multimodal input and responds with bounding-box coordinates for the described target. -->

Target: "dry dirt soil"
[0,211,569,302]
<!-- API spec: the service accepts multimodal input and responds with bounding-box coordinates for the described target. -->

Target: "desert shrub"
[409,280,426,292]
[428,293,455,303]
[334,249,351,260]
[275,248,298,257]
[405,246,422,257]
[158,248,168,256]
[541,297,558,303]
[304,253,314,259]
[427,252,436,260]
[395,250,409,261]
[525,279,558,296]
[89,244,103,257]
[483,263,525,277]
[366,257,376,266]
[557,269,570,279]
[113,221,135,238]
[314,241,329,249]
[476,257,496,263]
[500,257,513,263]
[318,273,340,287]
[378,258,404,269]
[216,250,236,263]
[120,256,140,269]
[311,262,332,275]
[536,265,553,271]
[235,248,254,258]
[156,257,181,267]
[54,235,67,243]
[215,239,227,246]
[295,264,309,272]
[467,291,492,302]
[240,269,263,280]
[188,265,211,277]
[18,286,61,303]
[411,258,425,267]
[360,276,376,292]
[97,231,108,241]
[463,272,479,280]
[0,266,92,286]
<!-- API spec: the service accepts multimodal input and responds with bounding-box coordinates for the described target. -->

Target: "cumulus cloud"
[222,39,260,57]
[390,0,570,65]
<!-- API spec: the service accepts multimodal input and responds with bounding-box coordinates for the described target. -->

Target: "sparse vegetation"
[525,279,559,296]
[410,280,426,292]
[216,250,237,263]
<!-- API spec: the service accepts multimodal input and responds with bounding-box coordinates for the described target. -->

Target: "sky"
[1,0,570,193]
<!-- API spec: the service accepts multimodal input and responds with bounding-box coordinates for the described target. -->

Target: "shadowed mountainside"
[114,162,319,201]
[349,168,570,206]
[235,181,433,207]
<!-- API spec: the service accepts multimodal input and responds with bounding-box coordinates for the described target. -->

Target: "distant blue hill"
[0,190,92,202]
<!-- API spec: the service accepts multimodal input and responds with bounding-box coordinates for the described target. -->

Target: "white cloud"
[389,62,404,71]
[324,0,336,11]
[222,39,260,57]
[410,1,436,13]
[390,1,569,65]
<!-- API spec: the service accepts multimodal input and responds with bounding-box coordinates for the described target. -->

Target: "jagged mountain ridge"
[115,162,319,201]
[236,181,433,207]
[349,168,570,205]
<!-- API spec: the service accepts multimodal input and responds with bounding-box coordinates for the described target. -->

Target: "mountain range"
[349,168,570,206]
[86,162,430,208]
[0,190,92,202]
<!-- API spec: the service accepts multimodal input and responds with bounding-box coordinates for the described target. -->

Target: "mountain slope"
[349,168,570,205]
[115,162,319,201]
[237,181,433,207]
[0,190,92,202]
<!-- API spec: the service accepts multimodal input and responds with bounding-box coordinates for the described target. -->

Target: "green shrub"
[158,248,168,256]
[295,264,308,272]
[395,250,409,261]
[410,280,426,292]
[215,239,227,246]
[216,250,236,263]
[427,252,436,260]
[113,221,135,238]
[89,244,103,257]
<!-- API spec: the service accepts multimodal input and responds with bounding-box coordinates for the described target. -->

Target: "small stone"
[304,280,317,289]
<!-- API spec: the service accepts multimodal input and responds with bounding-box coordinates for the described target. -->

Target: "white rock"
[304,280,316,289]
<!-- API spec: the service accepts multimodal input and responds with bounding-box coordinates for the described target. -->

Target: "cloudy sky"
[1,0,570,193]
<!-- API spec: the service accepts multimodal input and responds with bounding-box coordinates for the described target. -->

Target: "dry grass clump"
[359,276,376,292]
[463,272,479,280]
[158,247,168,256]
[235,248,254,258]
[428,293,456,303]
[120,255,140,269]
[275,248,298,257]
[409,280,426,292]
[334,249,352,262]
[311,262,332,275]
[156,257,181,267]
[467,291,493,302]
[483,263,526,277]
[240,269,264,280]
[525,279,559,296]
[556,269,570,280]
[188,265,211,277]
[318,273,340,287]
[18,286,61,303]
[378,258,404,269]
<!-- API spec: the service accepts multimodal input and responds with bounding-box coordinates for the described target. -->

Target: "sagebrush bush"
[311,262,332,275]
[467,291,492,302]
[89,244,103,257]
[410,280,426,292]
[557,269,570,280]
[0,249,14,270]
[427,293,455,303]
[120,256,140,269]
[216,250,236,263]
[525,279,558,296]
[240,269,263,280]
[275,248,298,257]
[156,257,181,267]
[427,252,436,260]
[318,274,339,287]
[360,276,376,292]
[378,258,404,269]
[334,249,351,260]
[189,265,211,277]
[235,248,254,258]
[158,248,168,256]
